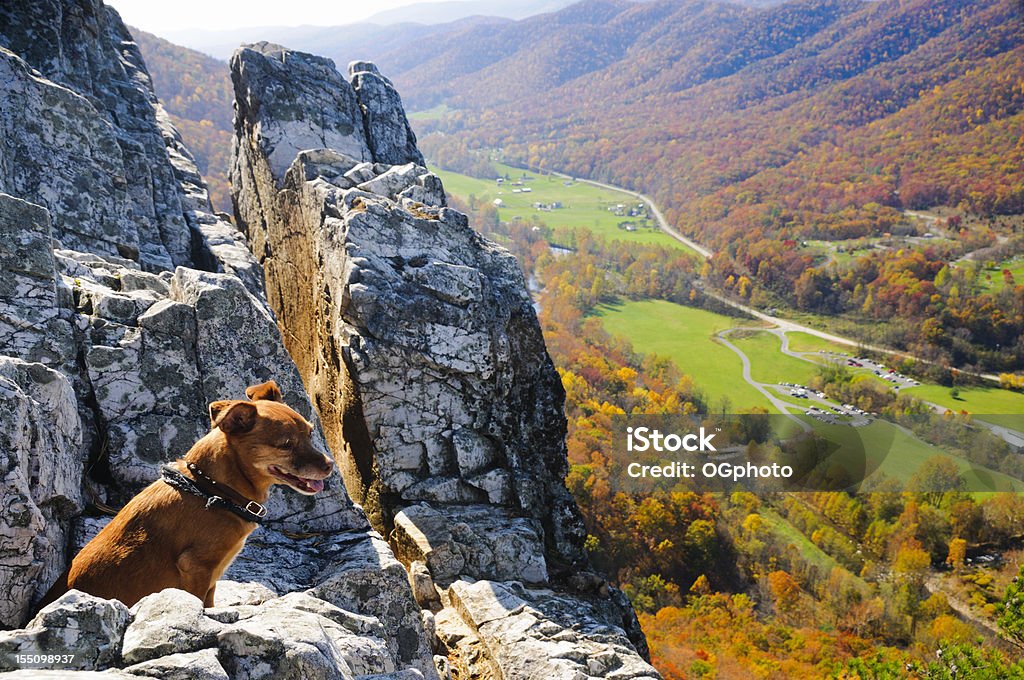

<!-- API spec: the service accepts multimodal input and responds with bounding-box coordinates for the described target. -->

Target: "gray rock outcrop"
[0,588,421,679]
[0,355,82,629]
[0,0,261,289]
[231,43,372,183]
[349,61,425,167]
[232,43,587,569]
[0,3,437,678]
[0,590,130,671]
[231,43,656,679]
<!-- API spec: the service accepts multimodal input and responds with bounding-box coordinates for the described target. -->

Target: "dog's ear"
[209,400,258,434]
[245,380,283,402]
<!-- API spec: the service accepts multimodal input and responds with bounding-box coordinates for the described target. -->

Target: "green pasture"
[407,104,455,121]
[784,331,851,355]
[905,383,1024,417]
[977,256,1024,292]
[760,509,845,574]
[430,162,688,249]
[808,419,1024,492]
[595,300,775,412]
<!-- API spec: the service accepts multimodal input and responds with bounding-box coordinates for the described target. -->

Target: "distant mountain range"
[388,0,1022,229]
[159,18,499,61]
[364,0,577,25]
[160,0,789,60]
[158,0,580,59]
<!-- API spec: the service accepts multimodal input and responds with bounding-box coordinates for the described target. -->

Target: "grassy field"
[785,331,851,355]
[408,104,456,121]
[595,300,776,412]
[905,382,1024,416]
[760,509,845,573]
[597,300,1024,490]
[802,239,881,268]
[730,331,821,386]
[802,234,956,270]
[977,256,1024,292]
[431,162,690,250]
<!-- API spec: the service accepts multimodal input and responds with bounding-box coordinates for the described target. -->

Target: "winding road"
[716,328,811,430]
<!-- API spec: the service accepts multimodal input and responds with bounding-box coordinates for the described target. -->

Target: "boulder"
[447,580,661,680]
[121,590,223,665]
[0,358,83,628]
[211,582,278,608]
[216,592,395,680]
[408,562,441,611]
[356,163,423,200]
[124,648,228,680]
[0,591,130,672]
[303,535,438,676]
[391,504,547,587]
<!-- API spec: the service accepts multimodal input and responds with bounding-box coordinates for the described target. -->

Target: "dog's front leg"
[175,549,216,605]
[204,583,217,608]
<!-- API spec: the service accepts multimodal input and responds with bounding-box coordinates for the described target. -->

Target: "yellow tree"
[767,570,801,615]
[945,538,967,572]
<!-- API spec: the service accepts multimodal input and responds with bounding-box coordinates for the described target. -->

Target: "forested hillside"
[403,0,1024,373]
[132,29,234,212]
[451,194,1024,679]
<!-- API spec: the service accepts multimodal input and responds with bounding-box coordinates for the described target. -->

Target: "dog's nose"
[320,453,335,475]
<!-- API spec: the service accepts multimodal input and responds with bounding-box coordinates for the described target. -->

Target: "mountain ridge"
[364,0,578,25]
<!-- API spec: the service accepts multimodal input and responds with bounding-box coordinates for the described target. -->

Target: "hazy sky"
[106,0,422,32]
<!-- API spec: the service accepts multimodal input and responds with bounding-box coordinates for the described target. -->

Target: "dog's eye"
[277,440,294,450]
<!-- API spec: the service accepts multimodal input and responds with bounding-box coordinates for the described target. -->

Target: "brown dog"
[41,380,334,608]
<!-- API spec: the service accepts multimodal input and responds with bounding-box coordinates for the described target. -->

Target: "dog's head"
[208,381,334,495]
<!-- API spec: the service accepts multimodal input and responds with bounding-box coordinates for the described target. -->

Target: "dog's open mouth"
[268,465,326,495]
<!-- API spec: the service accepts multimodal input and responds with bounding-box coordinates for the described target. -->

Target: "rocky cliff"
[0,2,657,678]
[229,42,655,679]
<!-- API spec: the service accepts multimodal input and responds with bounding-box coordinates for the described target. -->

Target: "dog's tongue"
[304,478,325,494]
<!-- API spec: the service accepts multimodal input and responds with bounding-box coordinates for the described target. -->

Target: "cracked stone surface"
[0,0,262,291]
